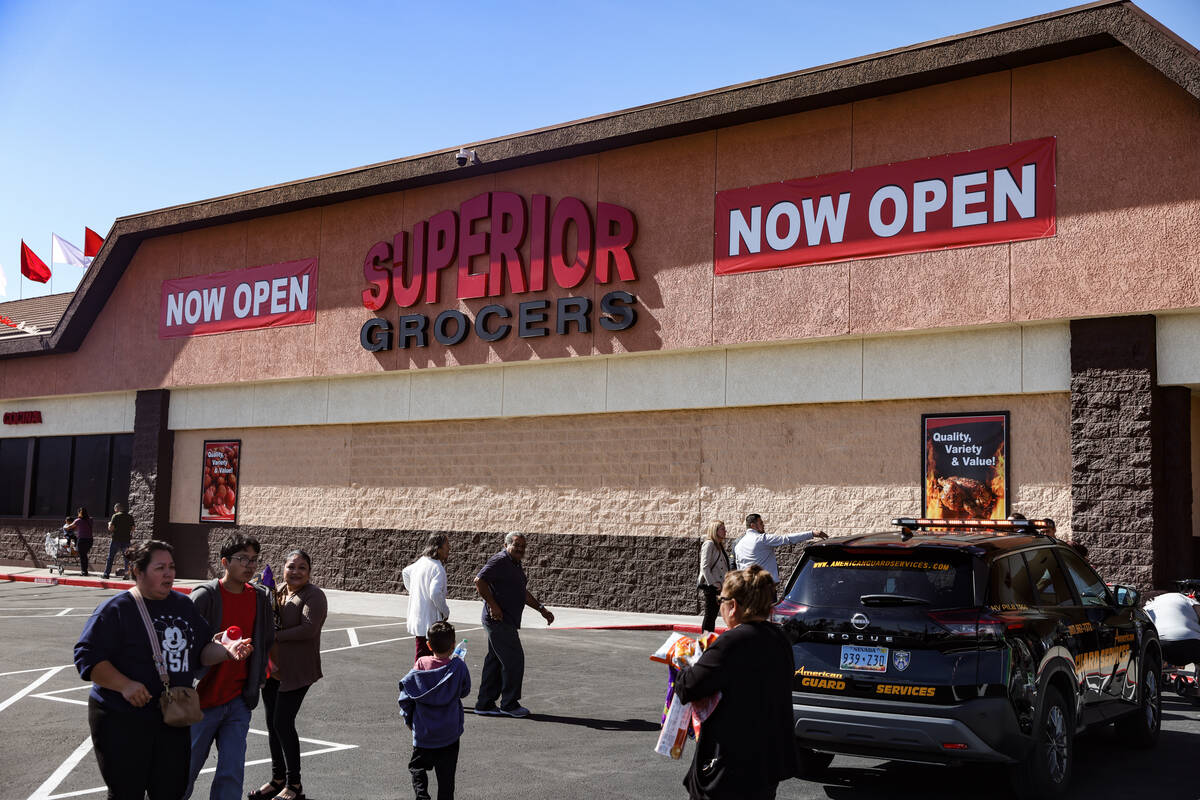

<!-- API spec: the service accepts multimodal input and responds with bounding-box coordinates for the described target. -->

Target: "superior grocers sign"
[359,192,639,351]
[715,138,1055,275]
[159,258,318,338]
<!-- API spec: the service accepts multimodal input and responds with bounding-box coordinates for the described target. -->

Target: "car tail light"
[928,610,1012,641]
[771,599,808,623]
[941,742,969,750]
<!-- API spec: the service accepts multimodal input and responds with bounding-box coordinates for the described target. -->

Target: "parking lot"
[4,580,1200,799]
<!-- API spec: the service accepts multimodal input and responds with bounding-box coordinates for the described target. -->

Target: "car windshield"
[785,548,976,609]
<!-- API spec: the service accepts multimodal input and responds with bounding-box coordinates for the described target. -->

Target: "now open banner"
[159,258,318,338]
[715,137,1056,275]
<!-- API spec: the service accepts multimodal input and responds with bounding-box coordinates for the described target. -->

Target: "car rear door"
[1055,547,1135,708]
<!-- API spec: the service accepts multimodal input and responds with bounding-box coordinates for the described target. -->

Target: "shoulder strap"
[128,587,170,687]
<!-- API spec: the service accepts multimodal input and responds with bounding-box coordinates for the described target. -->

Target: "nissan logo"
[851,613,870,630]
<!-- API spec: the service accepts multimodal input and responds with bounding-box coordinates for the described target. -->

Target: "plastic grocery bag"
[652,631,720,759]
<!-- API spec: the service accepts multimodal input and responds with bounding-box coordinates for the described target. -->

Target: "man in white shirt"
[1146,590,1200,666]
[733,514,827,583]
[402,534,451,663]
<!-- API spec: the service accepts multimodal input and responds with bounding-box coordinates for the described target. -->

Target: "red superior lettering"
[361,192,638,311]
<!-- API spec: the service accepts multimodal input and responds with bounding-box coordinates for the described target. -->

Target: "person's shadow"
[527,713,660,732]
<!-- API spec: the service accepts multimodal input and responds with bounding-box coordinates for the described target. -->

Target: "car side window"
[1021,548,1074,606]
[989,554,1035,606]
[1055,548,1112,608]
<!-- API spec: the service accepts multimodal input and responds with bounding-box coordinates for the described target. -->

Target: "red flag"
[84,227,104,257]
[20,241,51,283]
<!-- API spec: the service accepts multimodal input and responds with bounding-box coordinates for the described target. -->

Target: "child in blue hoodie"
[398,621,471,800]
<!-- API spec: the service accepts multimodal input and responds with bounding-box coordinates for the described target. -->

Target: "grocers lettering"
[360,192,639,351]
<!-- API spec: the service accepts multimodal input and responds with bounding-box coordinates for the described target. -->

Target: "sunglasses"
[718,596,734,604]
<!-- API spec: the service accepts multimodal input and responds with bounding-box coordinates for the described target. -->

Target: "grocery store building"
[2,1,1199,612]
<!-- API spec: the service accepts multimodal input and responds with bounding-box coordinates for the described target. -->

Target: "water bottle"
[452,639,468,660]
[220,625,243,648]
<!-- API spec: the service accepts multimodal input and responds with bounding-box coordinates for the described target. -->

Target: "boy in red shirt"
[184,534,275,800]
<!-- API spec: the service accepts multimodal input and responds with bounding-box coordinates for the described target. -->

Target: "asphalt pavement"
[3,575,1200,799]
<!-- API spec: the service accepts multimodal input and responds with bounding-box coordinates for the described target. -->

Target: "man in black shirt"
[473,533,554,718]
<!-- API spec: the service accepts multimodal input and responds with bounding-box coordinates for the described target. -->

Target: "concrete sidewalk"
[0,565,714,631]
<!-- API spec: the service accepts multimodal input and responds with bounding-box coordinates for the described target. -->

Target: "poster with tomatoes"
[200,440,240,523]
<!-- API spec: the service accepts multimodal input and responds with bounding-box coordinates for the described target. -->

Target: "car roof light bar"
[891,517,1056,541]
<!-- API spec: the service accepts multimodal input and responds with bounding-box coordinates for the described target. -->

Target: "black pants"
[477,618,524,710]
[262,678,310,785]
[1163,638,1200,666]
[700,585,720,632]
[409,739,459,800]
[88,697,191,800]
[78,537,92,575]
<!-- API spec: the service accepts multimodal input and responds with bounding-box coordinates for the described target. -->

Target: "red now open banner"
[715,137,1055,275]
[160,258,318,338]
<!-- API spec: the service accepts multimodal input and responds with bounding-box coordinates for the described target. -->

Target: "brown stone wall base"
[166,524,789,615]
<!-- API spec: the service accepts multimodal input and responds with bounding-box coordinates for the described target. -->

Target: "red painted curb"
[0,572,192,594]
[555,623,724,633]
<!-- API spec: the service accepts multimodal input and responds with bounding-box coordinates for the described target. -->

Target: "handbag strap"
[128,587,171,688]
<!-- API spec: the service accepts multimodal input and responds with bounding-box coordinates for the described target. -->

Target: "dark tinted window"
[0,438,31,515]
[988,554,1035,606]
[32,437,72,518]
[108,434,132,510]
[1056,548,1111,607]
[70,435,110,518]
[1022,548,1074,606]
[786,549,976,609]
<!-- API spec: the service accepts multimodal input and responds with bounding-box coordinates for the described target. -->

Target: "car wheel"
[794,745,834,779]
[1115,656,1161,748]
[1009,685,1073,799]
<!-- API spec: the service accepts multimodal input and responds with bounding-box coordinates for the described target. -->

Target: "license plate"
[840,645,888,672]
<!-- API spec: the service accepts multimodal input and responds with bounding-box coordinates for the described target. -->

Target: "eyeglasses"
[718,596,733,604]
[229,555,259,566]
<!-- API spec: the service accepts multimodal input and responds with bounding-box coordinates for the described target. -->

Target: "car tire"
[794,746,834,779]
[1009,685,1073,800]
[1115,656,1161,748]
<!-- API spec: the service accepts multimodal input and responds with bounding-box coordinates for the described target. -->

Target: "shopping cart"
[43,530,77,576]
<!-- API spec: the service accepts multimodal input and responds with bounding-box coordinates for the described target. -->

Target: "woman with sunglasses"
[674,565,797,799]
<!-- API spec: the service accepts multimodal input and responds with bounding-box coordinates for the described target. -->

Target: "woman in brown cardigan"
[250,549,327,800]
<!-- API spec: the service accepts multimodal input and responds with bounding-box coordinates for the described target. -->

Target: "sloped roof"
[0,293,74,342]
[2,0,1196,361]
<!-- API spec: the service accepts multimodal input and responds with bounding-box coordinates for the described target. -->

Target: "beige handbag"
[129,587,203,727]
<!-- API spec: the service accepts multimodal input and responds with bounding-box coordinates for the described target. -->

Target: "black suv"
[773,517,1161,799]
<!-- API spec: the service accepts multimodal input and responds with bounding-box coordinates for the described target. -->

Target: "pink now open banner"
[714,137,1056,275]
[159,258,318,338]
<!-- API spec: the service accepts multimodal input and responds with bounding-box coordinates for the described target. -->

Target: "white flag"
[51,234,92,268]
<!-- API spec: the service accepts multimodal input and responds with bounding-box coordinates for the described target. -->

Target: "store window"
[32,437,71,518]
[0,438,31,515]
[4,434,134,519]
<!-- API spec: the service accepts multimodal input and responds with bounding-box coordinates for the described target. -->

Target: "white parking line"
[26,735,92,800]
[56,608,73,616]
[324,621,405,633]
[0,613,89,619]
[347,628,360,647]
[28,729,356,799]
[318,625,481,654]
[0,666,66,713]
[32,685,91,707]
[0,665,73,677]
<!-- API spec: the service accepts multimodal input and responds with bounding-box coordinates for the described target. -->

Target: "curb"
[0,572,193,594]
[554,623,720,634]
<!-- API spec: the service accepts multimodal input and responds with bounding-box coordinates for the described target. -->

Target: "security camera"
[456,147,472,167]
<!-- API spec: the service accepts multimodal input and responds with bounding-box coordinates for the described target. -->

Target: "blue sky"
[0,0,1196,300]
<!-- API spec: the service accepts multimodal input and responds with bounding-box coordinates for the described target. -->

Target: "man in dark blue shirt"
[473,533,554,717]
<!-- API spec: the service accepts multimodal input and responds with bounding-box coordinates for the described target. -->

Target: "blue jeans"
[185,696,252,800]
[102,539,129,578]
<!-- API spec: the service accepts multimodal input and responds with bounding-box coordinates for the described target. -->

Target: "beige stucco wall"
[170,392,1071,538]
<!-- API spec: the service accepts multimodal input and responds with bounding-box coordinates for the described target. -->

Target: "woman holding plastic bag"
[673,565,797,799]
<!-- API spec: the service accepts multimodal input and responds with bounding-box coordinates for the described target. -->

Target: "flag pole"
[50,234,55,295]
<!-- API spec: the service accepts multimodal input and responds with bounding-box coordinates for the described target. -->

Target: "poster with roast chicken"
[922,413,1008,519]
[200,440,240,523]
